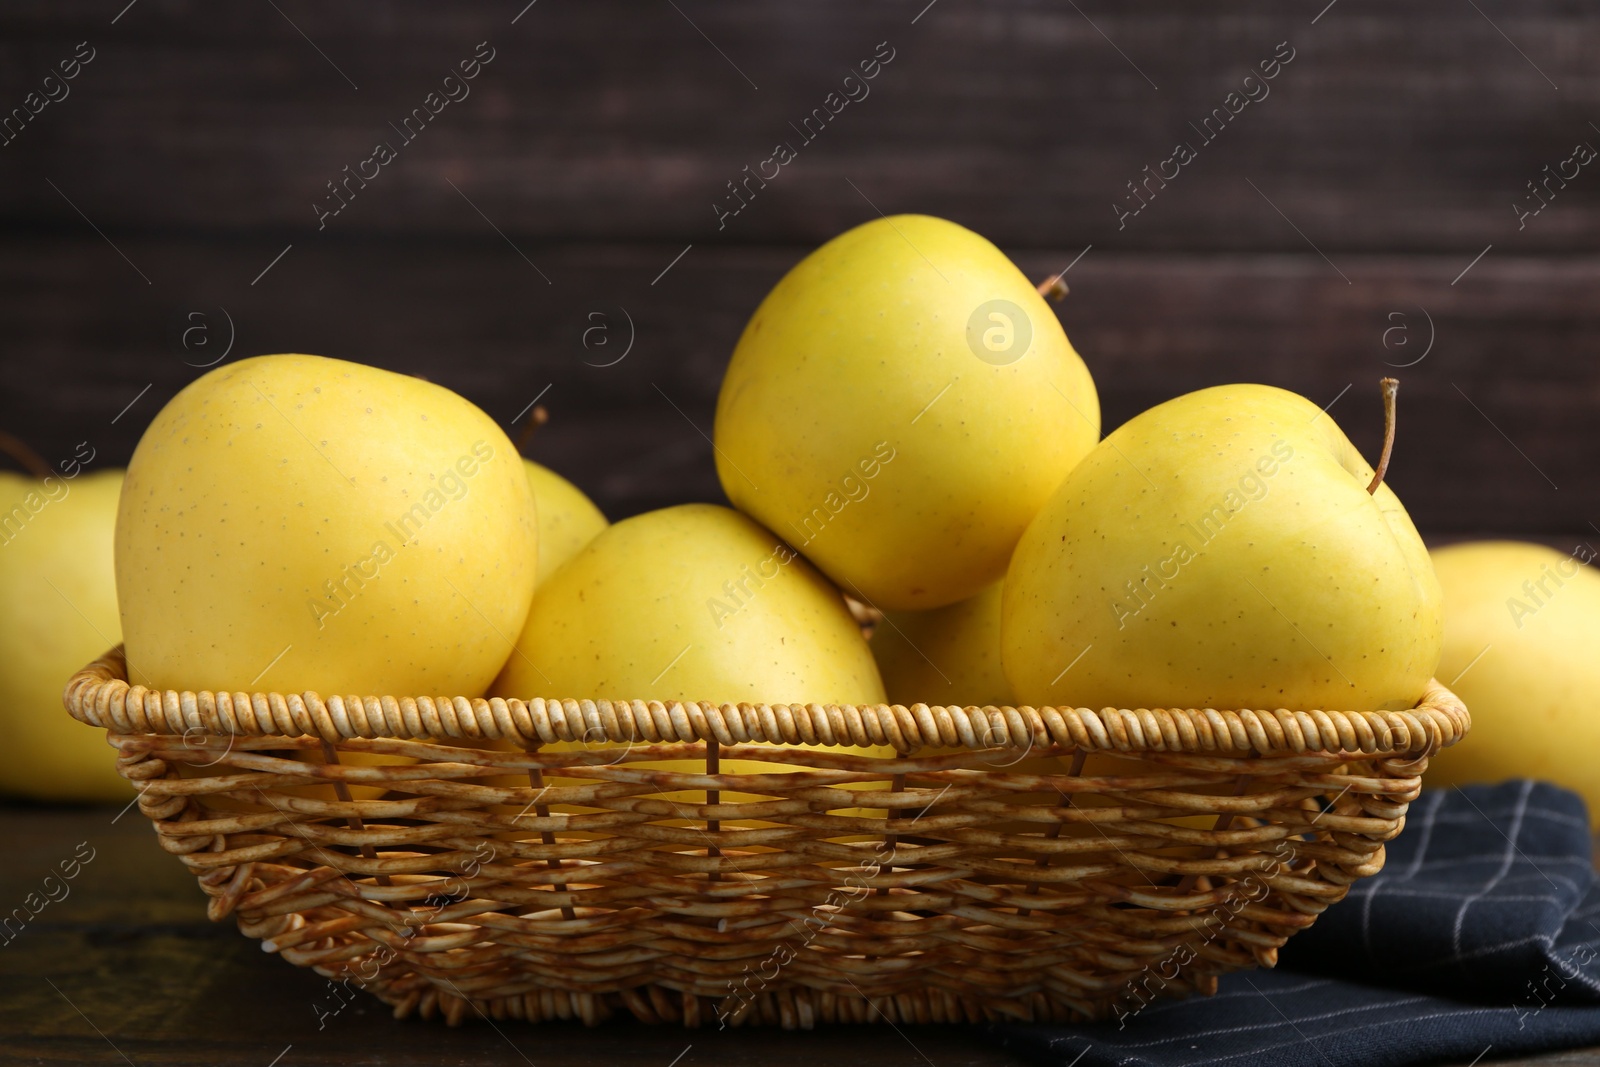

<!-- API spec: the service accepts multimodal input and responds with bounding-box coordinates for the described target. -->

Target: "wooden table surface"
[0,802,1591,1067]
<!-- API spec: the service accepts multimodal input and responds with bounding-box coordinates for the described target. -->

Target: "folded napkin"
[989,780,1600,1067]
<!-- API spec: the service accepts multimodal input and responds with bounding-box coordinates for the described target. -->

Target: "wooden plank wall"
[1,0,1595,535]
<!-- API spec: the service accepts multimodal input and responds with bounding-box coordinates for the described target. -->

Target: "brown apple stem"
[0,431,53,480]
[1365,378,1399,495]
[1036,272,1070,303]
[514,405,549,457]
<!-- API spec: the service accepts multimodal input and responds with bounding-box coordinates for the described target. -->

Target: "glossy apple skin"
[522,459,606,587]
[872,580,1014,708]
[116,353,538,697]
[491,503,890,817]
[714,214,1099,612]
[0,469,131,801]
[493,502,883,706]
[1425,540,1600,825]
[1003,383,1442,714]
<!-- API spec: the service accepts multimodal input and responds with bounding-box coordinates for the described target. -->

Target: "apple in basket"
[490,502,892,814]
[116,353,538,698]
[1003,380,1444,713]
[712,213,1101,613]
[114,354,540,799]
[495,503,882,706]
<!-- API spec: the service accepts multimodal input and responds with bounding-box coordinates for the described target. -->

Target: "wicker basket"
[64,646,1467,1029]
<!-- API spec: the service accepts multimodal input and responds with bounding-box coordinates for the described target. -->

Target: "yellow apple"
[491,503,890,819]
[116,354,538,697]
[493,502,882,704]
[1425,540,1600,823]
[713,214,1100,612]
[1004,383,1442,713]
[523,460,606,586]
[0,467,131,801]
[872,580,1014,707]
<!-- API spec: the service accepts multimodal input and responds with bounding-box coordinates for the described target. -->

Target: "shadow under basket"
[64,647,1468,1030]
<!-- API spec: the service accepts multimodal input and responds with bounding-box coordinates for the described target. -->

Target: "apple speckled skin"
[493,502,884,706]
[116,353,538,698]
[521,459,607,588]
[872,580,1014,708]
[714,214,1100,613]
[491,502,890,819]
[1003,383,1443,714]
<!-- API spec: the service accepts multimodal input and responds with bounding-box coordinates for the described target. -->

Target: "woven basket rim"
[63,646,1468,758]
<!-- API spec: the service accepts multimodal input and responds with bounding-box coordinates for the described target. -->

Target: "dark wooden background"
[1,5,1598,1062]
[1,0,1596,537]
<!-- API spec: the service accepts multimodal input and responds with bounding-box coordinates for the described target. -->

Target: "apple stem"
[0,431,52,480]
[1036,272,1070,303]
[1366,377,1400,495]
[514,405,549,457]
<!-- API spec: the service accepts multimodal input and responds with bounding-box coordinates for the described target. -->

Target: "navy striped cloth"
[989,780,1600,1067]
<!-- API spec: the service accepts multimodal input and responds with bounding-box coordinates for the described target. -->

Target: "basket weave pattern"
[66,647,1468,1029]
